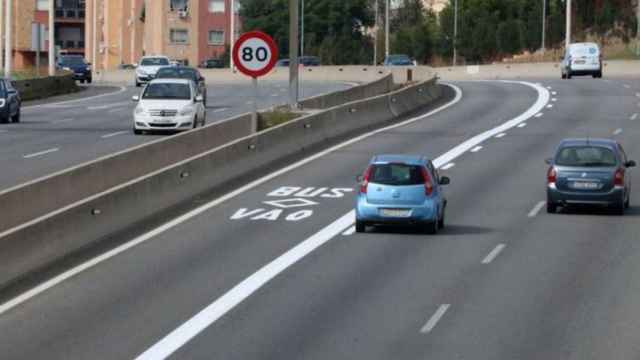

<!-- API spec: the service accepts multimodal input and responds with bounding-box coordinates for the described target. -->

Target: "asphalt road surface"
[0,80,351,191]
[2,77,640,359]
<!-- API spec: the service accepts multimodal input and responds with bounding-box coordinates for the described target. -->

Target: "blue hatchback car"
[355,155,450,234]
[546,138,635,215]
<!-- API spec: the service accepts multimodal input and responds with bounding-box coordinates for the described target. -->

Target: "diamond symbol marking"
[262,198,319,209]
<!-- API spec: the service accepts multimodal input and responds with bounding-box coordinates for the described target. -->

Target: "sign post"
[232,31,279,133]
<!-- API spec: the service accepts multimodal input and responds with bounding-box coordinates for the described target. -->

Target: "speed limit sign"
[232,31,279,78]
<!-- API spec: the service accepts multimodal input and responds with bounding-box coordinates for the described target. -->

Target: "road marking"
[420,304,451,334]
[528,201,546,218]
[101,131,129,139]
[636,93,640,98]
[631,113,638,121]
[211,108,229,113]
[136,211,356,360]
[107,107,127,114]
[535,113,543,118]
[495,133,506,138]
[52,118,74,124]
[342,226,356,236]
[87,101,131,110]
[481,244,506,264]
[613,128,623,135]
[552,98,557,102]
[552,91,557,95]
[517,123,527,128]
[0,130,6,133]
[546,104,554,109]
[624,84,631,89]
[441,163,455,170]
[547,86,552,90]
[23,86,128,109]
[470,146,483,153]
[23,148,59,159]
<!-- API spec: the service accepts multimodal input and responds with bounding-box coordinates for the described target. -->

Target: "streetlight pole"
[541,0,546,57]
[565,0,571,49]
[385,0,389,59]
[453,0,458,66]
[4,0,11,79]
[300,0,304,58]
[636,0,640,57]
[230,0,235,69]
[48,0,55,76]
[373,0,378,66]
[289,0,299,108]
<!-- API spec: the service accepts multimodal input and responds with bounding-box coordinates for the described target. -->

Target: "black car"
[0,79,21,123]
[57,55,92,83]
[199,59,225,69]
[299,56,321,66]
[154,66,208,106]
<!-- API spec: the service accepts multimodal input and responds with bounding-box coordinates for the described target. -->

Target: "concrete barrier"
[0,77,440,290]
[13,73,79,101]
[299,74,395,110]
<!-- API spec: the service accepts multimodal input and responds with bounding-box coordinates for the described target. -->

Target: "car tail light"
[420,167,434,196]
[614,168,625,187]
[547,167,557,184]
[359,166,372,194]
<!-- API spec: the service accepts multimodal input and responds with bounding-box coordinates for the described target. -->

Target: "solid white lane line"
[441,163,455,170]
[23,86,128,109]
[23,148,60,159]
[517,123,527,128]
[101,131,129,139]
[0,84,465,317]
[420,304,451,334]
[495,133,507,138]
[481,244,506,264]
[535,113,543,118]
[631,113,638,121]
[613,128,623,135]
[342,226,356,236]
[136,211,356,360]
[470,146,483,153]
[528,201,546,218]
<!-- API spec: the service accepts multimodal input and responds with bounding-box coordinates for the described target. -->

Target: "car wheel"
[613,203,625,216]
[438,207,445,229]
[424,221,438,235]
[547,200,557,214]
[201,113,206,127]
[135,81,141,87]
[597,71,603,78]
[625,192,630,209]
[567,72,572,79]
[11,109,20,123]
[355,220,366,233]
[561,73,566,79]
[0,116,8,124]
[87,78,93,84]
[133,128,142,135]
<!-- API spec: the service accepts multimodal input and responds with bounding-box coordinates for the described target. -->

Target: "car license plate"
[574,60,586,64]
[380,209,411,218]
[571,181,599,190]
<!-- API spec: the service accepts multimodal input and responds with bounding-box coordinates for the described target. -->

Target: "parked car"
[57,55,92,83]
[355,155,450,234]
[561,42,603,79]
[132,79,206,135]
[276,59,290,67]
[383,54,416,66]
[154,66,207,106]
[134,56,171,87]
[299,56,321,67]
[199,59,225,69]
[546,138,634,214]
[0,78,21,123]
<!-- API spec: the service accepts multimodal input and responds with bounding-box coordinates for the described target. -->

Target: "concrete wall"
[13,74,79,101]
[0,77,441,290]
[299,74,395,110]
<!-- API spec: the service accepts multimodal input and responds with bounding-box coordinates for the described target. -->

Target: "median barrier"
[13,73,78,101]
[299,74,394,110]
[0,76,442,291]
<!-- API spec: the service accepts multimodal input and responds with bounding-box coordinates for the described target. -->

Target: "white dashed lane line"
[535,113,543,118]
[420,304,451,334]
[342,226,356,236]
[624,84,631,89]
[470,146,483,153]
[52,118,74,124]
[441,163,455,170]
[23,148,60,159]
[551,91,557,95]
[527,201,546,218]
[481,244,506,265]
[210,108,229,113]
[632,113,638,121]
[546,104,554,109]
[517,123,527,128]
[613,128,623,135]
[101,131,129,139]
[495,133,507,138]
[552,98,557,102]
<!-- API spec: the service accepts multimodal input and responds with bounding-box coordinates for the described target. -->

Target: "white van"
[561,43,603,79]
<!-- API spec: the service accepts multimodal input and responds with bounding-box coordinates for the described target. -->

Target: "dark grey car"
[546,139,635,215]
[0,78,21,123]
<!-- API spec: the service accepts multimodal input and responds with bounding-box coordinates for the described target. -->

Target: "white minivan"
[132,79,206,135]
[561,43,603,79]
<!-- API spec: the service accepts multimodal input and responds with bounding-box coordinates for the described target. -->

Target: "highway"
[0,80,351,190]
[2,77,640,359]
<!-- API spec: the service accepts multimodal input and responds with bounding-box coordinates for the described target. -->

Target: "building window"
[170,29,189,44]
[170,0,188,11]
[208,30,224,45]
[208,0,224,13]
[36,0,49,11]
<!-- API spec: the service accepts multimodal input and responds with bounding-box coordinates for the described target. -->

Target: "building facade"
[0,0,86,70]
[85,0,240,71]
[423,0,447,13]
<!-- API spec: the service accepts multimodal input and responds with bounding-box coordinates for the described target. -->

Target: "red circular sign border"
[232,31,279,78]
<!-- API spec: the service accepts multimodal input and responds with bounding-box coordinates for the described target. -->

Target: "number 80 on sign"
[232,31,279,78]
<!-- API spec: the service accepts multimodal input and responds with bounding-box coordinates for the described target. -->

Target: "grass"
[258,109,303,131]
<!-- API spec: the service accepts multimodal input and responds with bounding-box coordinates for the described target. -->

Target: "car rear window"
[156,68,197,80]
[570,46,599,57]
[369,164,425,186]
[142,83,191,100]
[141,58,170,66]
[555,146,617,167]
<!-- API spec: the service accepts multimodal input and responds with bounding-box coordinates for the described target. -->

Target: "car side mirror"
[439,176,450,186]
[545,158,553,165]
[132,95,140,102]
[626,160,636,168]
[195,95,204,103]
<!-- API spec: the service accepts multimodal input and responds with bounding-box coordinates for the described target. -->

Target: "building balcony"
[55,8,85,23]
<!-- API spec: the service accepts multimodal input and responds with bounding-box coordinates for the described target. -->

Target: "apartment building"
[423,0,448,13]
[1,0,86,70]
[86,0,240,71]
